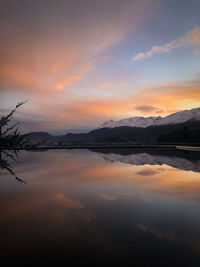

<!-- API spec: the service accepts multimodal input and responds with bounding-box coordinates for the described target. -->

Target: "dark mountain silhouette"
[23,120,200,146]
[23,132,64,146]
[157,126,200,144]
[23,108,200,146]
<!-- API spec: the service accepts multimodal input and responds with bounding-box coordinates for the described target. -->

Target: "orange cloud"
[130,80,200,115]
[81,63,93,71]
[54,75,83,91]
[0,0,148,95]
[191,27,200,44]
[0,64,44,93]
[0,0,153,102]
[0,38,78,94]
[99,82,114,89]
[10,79,200,133]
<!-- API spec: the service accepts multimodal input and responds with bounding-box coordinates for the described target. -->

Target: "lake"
[1,148,200,266]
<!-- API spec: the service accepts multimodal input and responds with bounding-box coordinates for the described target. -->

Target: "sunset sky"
[0,0,200,134]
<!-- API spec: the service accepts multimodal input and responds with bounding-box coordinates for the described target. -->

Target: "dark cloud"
[136,169,160,176]
[134,105,162,113]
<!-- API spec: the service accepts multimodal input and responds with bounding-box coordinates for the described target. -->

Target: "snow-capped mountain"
[154,107,200,126]
[98,116,162,128]
[98,107,200,129]
[24,107,200,146]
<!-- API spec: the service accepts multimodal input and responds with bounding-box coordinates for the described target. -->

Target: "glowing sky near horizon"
[0,0,200,134]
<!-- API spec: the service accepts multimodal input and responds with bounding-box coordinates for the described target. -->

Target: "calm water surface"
[1,149,200,266]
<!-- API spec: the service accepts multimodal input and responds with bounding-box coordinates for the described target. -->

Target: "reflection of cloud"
[8,149,200,209]
[133,27,200,61]
[80,212,94,222]
[54,193,84,209]
[99,193,117,201]
[137,224,179,242]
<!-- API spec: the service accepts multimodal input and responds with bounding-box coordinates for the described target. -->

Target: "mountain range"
[98,107,200,128]
[24,107,200,146]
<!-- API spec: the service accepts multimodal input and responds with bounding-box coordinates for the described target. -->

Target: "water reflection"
[91,148,200,172]
[0,149,200,266]
[0,150,27,184]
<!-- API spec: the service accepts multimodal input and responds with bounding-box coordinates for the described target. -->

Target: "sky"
[0,0,200,134]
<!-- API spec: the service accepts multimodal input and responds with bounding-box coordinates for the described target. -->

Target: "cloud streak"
[54,75,83,91]
[99,82,114,89]
[12,79,200,133]
[133,27,200,61]
[0,0,146,94]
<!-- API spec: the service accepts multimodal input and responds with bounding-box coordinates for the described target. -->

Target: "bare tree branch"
[0,101,28,149]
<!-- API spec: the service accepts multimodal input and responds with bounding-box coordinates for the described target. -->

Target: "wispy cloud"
[133,27,200,61]
[81,63,93,71]
[16,79,200,133]
[137,224,178,242]
[99,82,114,89]
[99,193,117,201]
[54,75,83,91]
[0,0,146,95]
[54,193,84,209]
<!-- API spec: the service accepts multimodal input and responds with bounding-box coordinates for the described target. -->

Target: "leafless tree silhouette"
[0,101,28,183]
[0,101,28,149]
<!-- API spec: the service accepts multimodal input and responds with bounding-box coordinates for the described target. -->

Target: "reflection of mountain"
[90,148,200,173]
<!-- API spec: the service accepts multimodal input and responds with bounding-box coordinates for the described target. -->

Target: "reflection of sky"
[0,0,200,134]
[1,149,200,265]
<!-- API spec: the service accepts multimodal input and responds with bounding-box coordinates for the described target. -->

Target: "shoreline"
[2,145,200,152]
